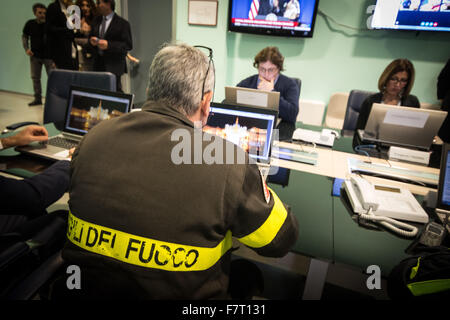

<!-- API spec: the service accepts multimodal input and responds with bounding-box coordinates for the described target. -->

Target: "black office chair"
[4,69,116,132]
[341,89,375,137]
[0,211,68,300]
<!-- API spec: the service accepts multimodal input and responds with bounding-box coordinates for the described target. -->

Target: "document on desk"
[347,158,438,186]
[272,147,318,166]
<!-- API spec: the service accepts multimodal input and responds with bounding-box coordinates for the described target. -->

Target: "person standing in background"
[89,0,132,92]
[46,0,79,70]
[22,3,55,106]
[75,0,98,71]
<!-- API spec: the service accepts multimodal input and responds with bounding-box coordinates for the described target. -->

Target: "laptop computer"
[224,86,280,111]
[436,143,450,232]
[204,102,278,178]
[16,86,134,161]
[358,103,447,150]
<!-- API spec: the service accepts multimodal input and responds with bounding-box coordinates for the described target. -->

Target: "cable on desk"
[354,144,377,164]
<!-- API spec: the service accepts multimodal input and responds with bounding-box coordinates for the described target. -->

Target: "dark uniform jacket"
[62,101,299,299]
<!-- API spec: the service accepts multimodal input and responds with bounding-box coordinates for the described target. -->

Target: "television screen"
[371,0,450,32]
[228,0,320,37]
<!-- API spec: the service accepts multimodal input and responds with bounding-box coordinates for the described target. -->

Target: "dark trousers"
[94,58,123,92]
[30,56,54,100]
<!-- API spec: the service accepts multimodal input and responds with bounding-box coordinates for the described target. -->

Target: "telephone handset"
[350,176,379,211]
[343,175,429,237]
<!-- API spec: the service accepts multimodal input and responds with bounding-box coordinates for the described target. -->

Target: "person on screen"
[283,0,300,21]
[257,0,285,16]
[355,58,420,134]
[237,46,300,133]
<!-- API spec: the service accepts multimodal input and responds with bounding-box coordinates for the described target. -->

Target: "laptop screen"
[64,86,133,135]
[438,144,450,211]
[204,102,278,163]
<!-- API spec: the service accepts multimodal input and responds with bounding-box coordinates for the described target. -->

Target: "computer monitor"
[64,86,134,136]
[204,102,278,164]
[360,103,448,150]
[437,143,450,212]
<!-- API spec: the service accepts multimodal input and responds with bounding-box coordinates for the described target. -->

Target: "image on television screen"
[228,0,320,37]
[372,0,450,31]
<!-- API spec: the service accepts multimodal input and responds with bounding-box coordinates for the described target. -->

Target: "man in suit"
[89,0,132,92]
[46,0,78,70]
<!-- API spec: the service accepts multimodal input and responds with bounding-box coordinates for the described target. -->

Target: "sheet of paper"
[236,90,268,107]
[383,109,429,128]
[54,149,71,160]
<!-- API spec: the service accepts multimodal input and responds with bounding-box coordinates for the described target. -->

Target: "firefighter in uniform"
[59,43,299,299]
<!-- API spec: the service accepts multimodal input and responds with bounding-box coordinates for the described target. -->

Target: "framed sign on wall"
[188,0,218,26]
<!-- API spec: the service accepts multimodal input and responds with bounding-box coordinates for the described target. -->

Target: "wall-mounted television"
[228,0,320,38]
[371,0,450,32]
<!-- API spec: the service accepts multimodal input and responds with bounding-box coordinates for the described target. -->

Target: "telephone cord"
[360,207,418,238]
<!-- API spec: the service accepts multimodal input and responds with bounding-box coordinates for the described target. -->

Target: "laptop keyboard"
[47,137,79,149]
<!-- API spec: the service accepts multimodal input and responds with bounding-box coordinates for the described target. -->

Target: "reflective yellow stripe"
[238,188,287,248]
[67,212,233,272]
[409,257,421,279]
[407,279,450,296]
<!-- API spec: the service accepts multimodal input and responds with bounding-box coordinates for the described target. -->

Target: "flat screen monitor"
[437,143,450,211]
[204,102,278,163]
[64,86,134,136]
[228,0,320,38]
[371,0,450,32]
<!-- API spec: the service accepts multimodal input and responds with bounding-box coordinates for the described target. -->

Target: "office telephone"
[343,176,429,237]
[292,128,339,147]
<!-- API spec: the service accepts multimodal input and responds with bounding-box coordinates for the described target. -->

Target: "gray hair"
[146,43,215,117]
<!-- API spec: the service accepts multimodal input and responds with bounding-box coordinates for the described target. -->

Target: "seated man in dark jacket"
[0,125,70,235]
[237,46,300,140]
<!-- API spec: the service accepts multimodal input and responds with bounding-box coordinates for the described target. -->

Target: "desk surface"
[1,123,440,278]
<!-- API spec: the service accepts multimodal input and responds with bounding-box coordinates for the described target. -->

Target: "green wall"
[0,0,53,96]
[175,0,450,106]
[1,0,449,108]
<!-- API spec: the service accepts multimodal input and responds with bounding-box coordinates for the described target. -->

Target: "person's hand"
[68,147,76,159]
[98,39,108,50]
[26,49,33,56]
[2,125,48,148]
[90,36,99,47]
[257,76,275,91]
